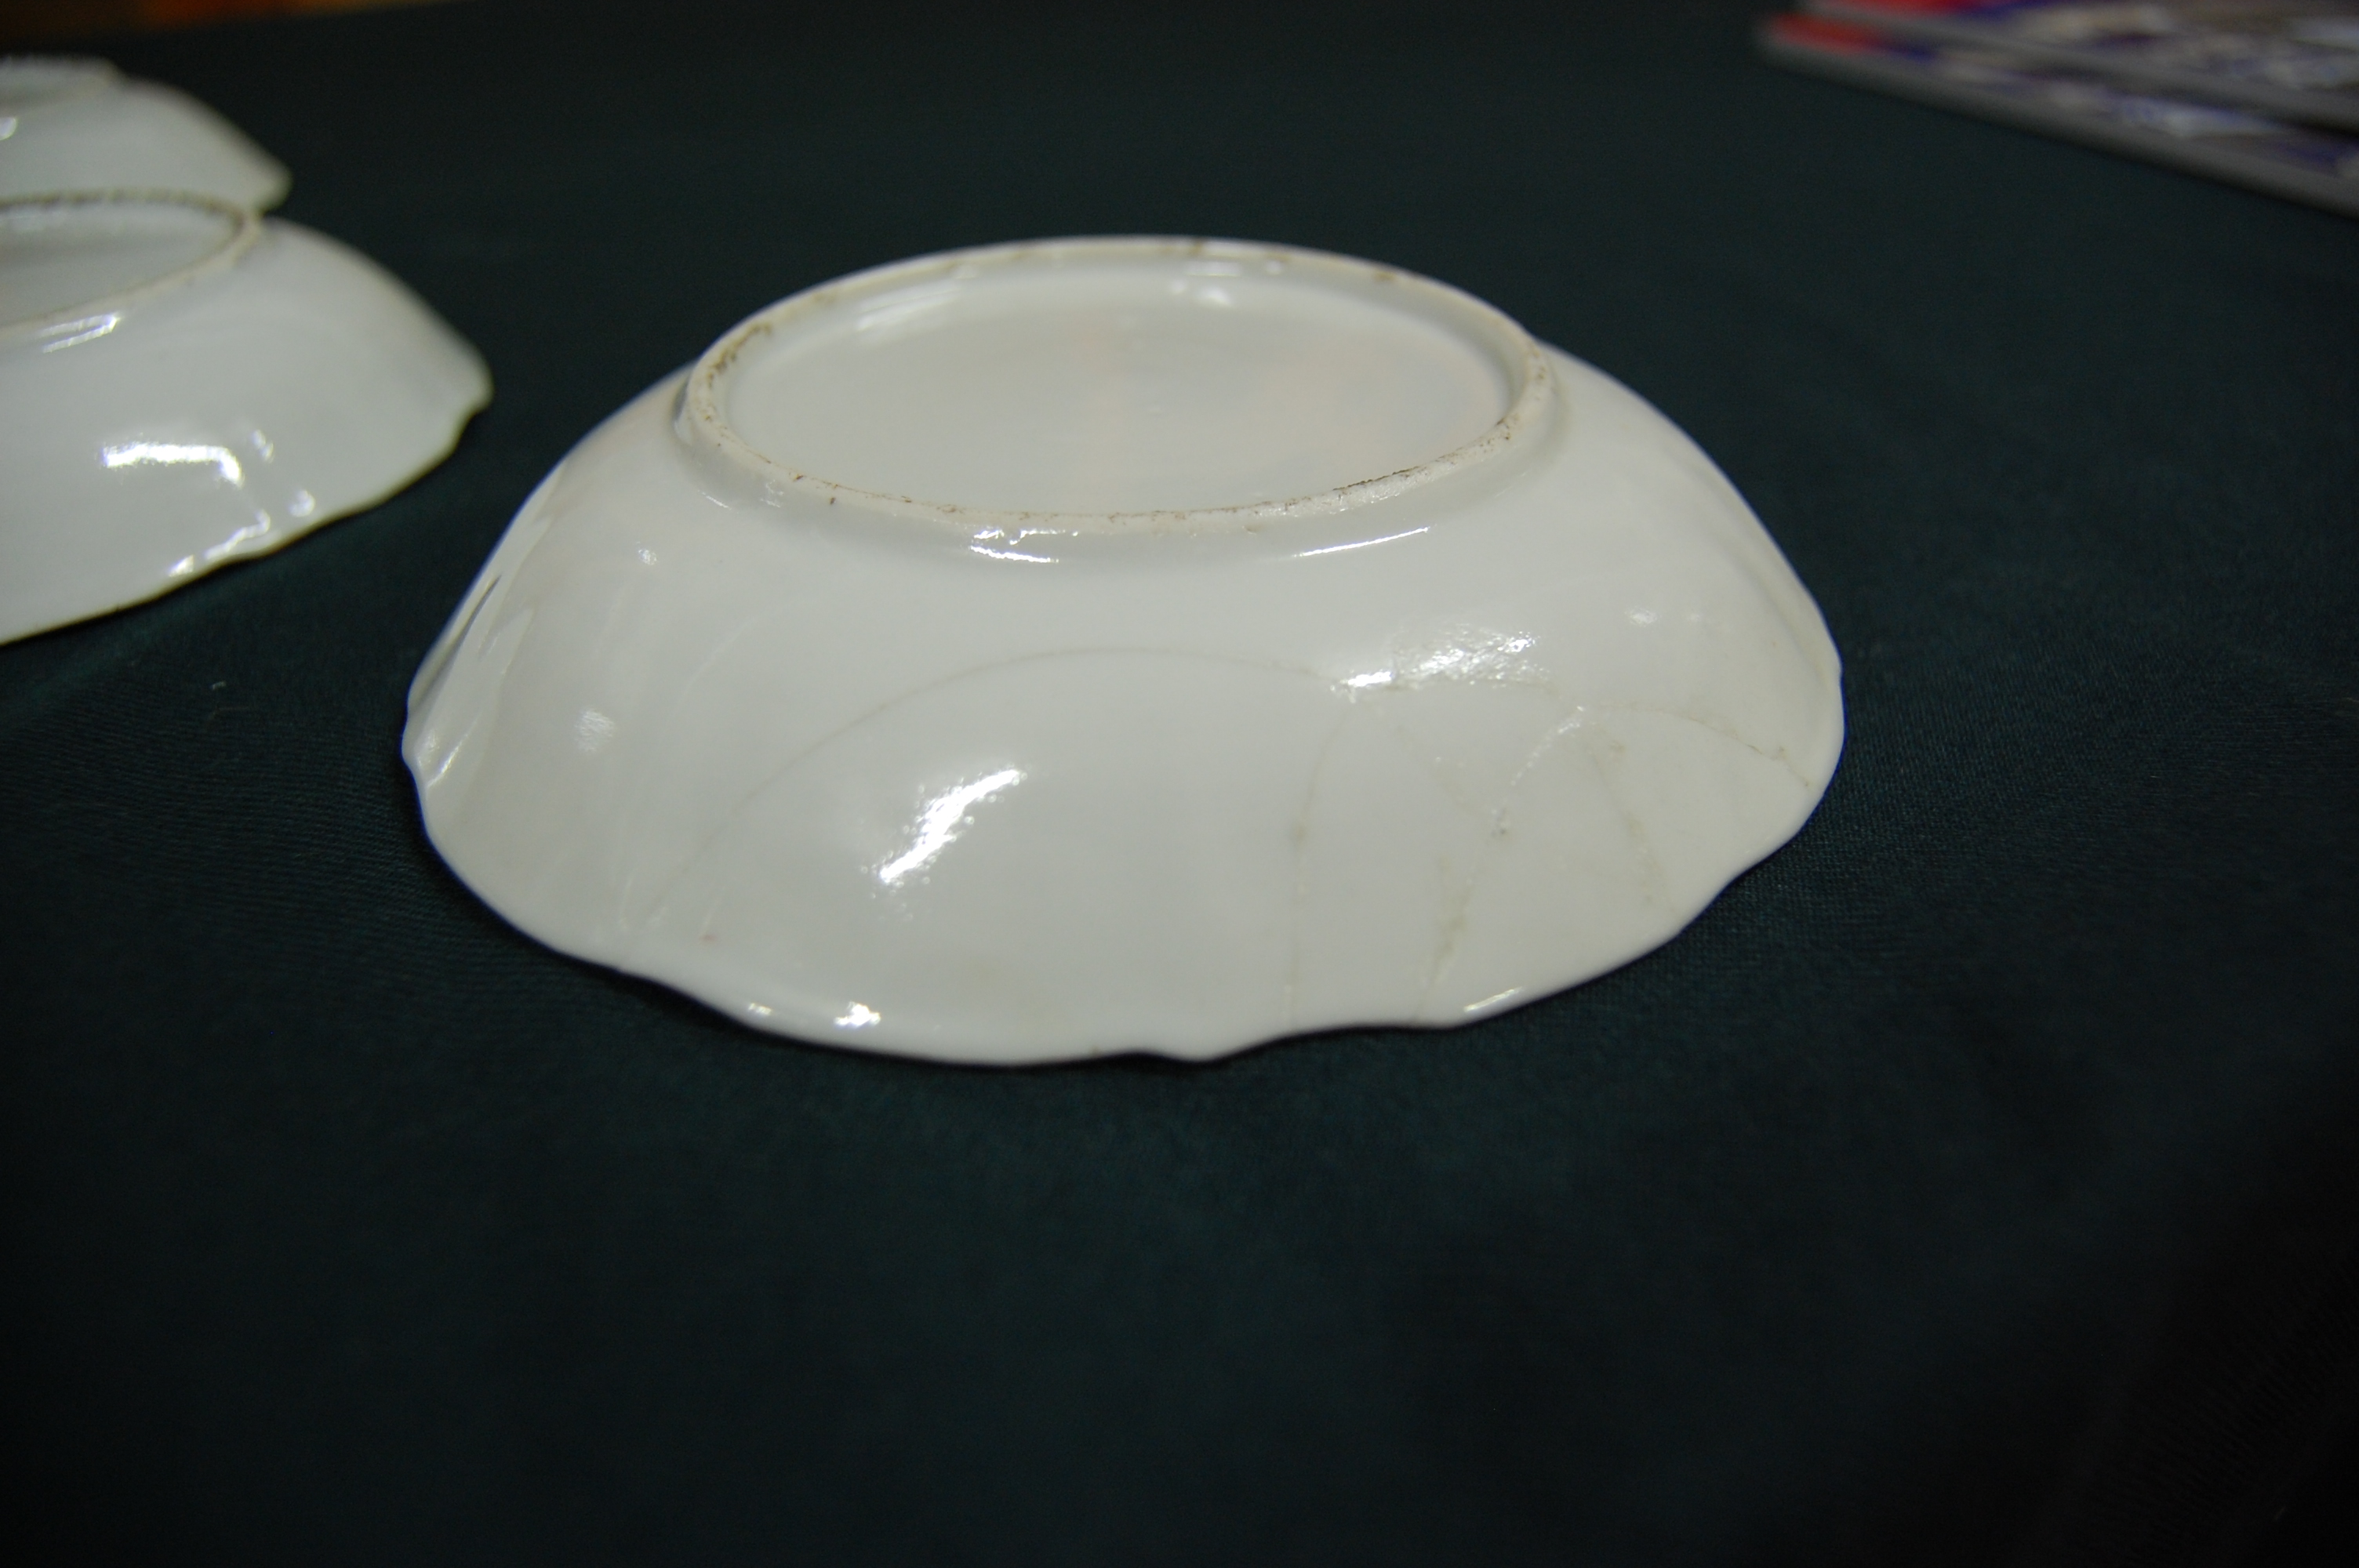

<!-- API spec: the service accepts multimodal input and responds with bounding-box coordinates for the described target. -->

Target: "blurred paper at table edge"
[1760,12,2359,217]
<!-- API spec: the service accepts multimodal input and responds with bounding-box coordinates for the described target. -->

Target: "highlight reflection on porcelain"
[0,56,288,208]
[1,193,491,643]
[405,238,1844,1065]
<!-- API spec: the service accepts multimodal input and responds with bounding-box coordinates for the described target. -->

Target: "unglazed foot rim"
[679,238,1556,533]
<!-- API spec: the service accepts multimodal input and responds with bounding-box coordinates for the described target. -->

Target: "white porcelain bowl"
[1,193,490,643]
[0,56,288,208]
[404,238,1843,1065]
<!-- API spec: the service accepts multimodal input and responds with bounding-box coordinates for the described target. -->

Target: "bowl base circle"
[1,194,245,332]
[685,238,1555,532]
[714,246,1517,516]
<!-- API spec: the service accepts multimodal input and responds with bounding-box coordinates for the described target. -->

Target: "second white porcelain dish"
[405,238,1844,1065]
[0,56,289,208]
[1,193,491,644]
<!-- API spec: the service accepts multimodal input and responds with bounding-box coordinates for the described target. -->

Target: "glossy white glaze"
[0,57,289,209]
[405,238,1843,1065]
[1,194,491,644]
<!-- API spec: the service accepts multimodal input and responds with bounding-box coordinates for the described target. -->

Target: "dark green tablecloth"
[5,2,2356,1561]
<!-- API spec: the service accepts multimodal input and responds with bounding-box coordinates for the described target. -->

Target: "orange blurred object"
[140,1,420,23]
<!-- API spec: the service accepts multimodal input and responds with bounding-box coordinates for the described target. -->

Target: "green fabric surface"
[4,2,2356,1561]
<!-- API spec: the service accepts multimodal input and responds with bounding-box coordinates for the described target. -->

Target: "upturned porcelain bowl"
[0,56,288,208]
[1,193,490,643]
[405,238,1843,1065]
